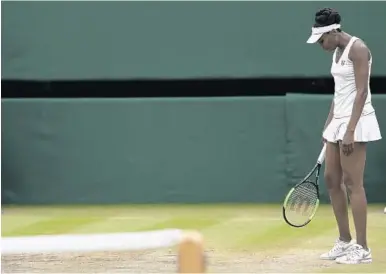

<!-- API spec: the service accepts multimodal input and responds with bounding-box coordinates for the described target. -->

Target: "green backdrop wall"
[2,95,385,204]
[2,1,386,80]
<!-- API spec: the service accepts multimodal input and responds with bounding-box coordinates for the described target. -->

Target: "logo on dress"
[341,60,346,66]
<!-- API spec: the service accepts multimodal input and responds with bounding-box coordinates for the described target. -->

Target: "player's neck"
[337,32,353,50]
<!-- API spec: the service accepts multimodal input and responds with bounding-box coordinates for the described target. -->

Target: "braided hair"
[313,7,342,32]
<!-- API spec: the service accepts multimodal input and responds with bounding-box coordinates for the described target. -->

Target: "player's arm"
[346,41,370,132]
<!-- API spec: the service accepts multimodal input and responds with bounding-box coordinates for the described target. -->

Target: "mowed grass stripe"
[137,216,225,231]
[1,204,249,217]
[365,214,386,249]
[71,216,171,234]
[234,215,337,251]
[201,216,282,250]
[2,204,383,215]
[1,216,51,235]
[3,216,105,237]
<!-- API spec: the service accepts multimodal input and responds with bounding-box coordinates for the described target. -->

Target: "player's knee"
[324,170,341,191]
[343,172,363,194]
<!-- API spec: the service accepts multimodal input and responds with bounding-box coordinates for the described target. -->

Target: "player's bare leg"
[335,142,372,264]
[341,142,368,248]
[325,142,351,242]
[320,142,353,260]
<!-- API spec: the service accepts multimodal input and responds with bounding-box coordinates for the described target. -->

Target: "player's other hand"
[342,130,355,156]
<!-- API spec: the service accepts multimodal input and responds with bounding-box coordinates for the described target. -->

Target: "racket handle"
[317,144,327,164]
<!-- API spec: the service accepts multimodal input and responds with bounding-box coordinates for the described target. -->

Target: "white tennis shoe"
[335,244,372,264]
[320,238,354,260]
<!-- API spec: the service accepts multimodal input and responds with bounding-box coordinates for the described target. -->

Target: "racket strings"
[285,181,319,226]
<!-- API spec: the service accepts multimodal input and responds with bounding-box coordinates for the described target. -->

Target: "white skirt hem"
[323,113,382,143]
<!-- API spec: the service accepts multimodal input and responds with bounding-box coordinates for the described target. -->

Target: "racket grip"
[317,144,327,164]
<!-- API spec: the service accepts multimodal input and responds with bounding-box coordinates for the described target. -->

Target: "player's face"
[318,32,338,52]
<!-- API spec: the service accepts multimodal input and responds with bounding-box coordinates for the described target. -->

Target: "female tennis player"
[306,8,382,264]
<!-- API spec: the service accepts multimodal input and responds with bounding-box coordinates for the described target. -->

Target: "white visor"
[306,24,341,44]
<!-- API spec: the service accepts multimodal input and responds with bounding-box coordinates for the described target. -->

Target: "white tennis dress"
[323,36,382,143]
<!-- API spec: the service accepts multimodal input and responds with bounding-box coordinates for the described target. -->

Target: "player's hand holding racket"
[282,144,326,228]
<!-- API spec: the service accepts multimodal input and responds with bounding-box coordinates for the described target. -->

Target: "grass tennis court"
[2,204,386,273]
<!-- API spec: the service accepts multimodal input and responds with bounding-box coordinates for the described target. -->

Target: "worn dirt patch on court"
[2,248,333,273]
[206,248,333,273]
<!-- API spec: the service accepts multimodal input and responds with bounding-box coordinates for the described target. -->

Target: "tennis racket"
[282,144,327,228]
